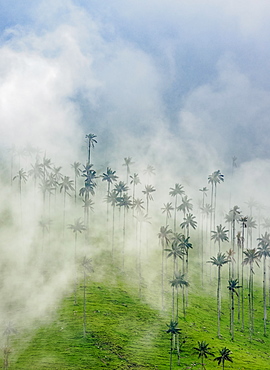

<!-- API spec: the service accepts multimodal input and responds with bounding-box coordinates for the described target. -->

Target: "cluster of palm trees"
[4,135,270,369]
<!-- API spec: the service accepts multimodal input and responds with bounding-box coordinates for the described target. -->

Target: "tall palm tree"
[143,165,155,183]
[59,176,74,232]
[170,271,189,319]
[102,167,118,196]
[106,191,118,256]
[117,193,132,270]
[102,167,118,232]
[225,206,241,277]
[180,213,197,238]
[28,161,43,186]
[180,214,196,277]
[158,225,172,310]
[199,187,208,208]
[130,173,141,214]
[132,198,145,215]
[246,216,257,248]
[13,168,28,224]
[71,162,81,204]
[41,156,53,180]
[166,320,181,370]
[207,253,229,337]
[85,133,97,164]
[214,347,233,370]
[193,341,214,370]
[80,164,97,234]
[169,184,185,232]
[239,216,248,328]
[161,202,174,226]
[211,224,229,253]
[177,195,193,219]
[122,157,134,184]
[81,256,93,337]
[208,170,224,230]
[142,184,156,215]
[257,232,270,336]
[68,218,86,261]
[227,278,241,341]
[262,217,270,232]
[242,248,260,338]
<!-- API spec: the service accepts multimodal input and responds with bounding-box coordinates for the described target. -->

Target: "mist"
[0,0,270,357]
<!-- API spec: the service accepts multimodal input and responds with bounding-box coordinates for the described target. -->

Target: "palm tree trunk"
[263,256,267,336]
[217,266,221,337]
[83,270,87,337]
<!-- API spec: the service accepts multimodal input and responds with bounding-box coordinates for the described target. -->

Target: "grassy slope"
[7,249,270,369]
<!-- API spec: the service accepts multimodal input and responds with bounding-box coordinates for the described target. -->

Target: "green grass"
[6,250,270,369]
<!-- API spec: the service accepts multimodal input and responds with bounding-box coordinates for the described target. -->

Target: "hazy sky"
[1,0,270,171]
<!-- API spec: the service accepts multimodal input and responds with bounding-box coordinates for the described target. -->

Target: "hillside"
[6,249,270,370]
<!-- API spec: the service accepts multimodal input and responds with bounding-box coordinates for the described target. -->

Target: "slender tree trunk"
[83,270,87,337]
[217,266,221,337]
[263,256,267,336]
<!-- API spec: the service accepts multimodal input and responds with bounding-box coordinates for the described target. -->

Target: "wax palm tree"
[208,170,224,230]
[59,176,74,232]
[41,156,53,179]
[214,347,233,369]
[143,164,155,177]
[102,167,118,231]
[81,256,93,337]
[177,195,193,219]
[143,164,155,183]
[226,248,236,280]
[180,213,197,237]
[169,184,185,232]
[134,213,151,297]
[158,225,173,309]
[71,162,81,204]
[262,217,270,231]
[170,272,189,319]
[114,181,129,196]
[207,253,229,337]
[39,216,52,251]
[165,241,185,279]
[85,133,97,164]
[130,173,141,211]
[106,191,118,256]
[194,341,214,370]
[28,161,44,186]
[39,178,54,215]
[117,193,132,270]
[13,168,28,219]
[211,224,229,253]
[199,187,208,208]
[243,248,260,338]
[166,320,181,370]
[246,216,257,248]
[132,198,145,215]
[225,206,241,277]
[227,278,241,340]
[68,218,86,260]
[80,164,97,234]
[239,216,248,328]
[122,157,134,184]
[161,202,174,225]
[13,168,27,194]
[102,167,118,196]
[142,184,156,215]
[245,197,258,217]
[257,232,270,336]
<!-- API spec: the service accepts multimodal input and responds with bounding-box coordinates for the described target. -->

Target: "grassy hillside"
[5,249,270,369]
